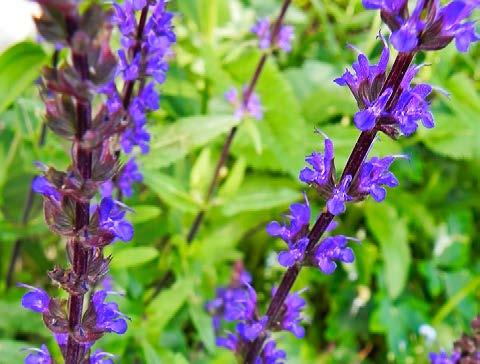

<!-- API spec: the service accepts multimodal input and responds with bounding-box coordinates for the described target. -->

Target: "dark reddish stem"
[185,0,292,243]
[65,14,93,364]
[244,51,415,363]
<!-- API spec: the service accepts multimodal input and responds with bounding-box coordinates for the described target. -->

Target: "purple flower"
[92,290,129,335]
[24,344,52,364]
[112,2,137,36]
[354,88,392,131]
[225,87,263,121]
[299,138,335,187]
[391,83,434,135]
[18,284,50,314]
[32,176,61,202]
[99,82,122,114]
[266,197,310,243]
[314,235,357,274]
[334,41,389,110]
[429,350,461,364]
[363,0,480,52]
[237,316,268,341]
[98,198,134,242]
[90,349,115,364]
[327,176,353,215]
[357,156,399,201]
[216,333,239,351]
[256,340,286,364]
[276,290,306,338]
[118,50,140,81]
[100,180,114,198]
[117,158,143,198]
[121,124,151,154]
[251,18,294,52]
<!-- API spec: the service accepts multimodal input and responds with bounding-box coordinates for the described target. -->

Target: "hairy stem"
[244,51,415,363]
[186,0,292,243]
[65,14,93,364]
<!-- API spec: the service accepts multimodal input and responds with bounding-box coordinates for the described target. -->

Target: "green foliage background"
[0,0,479,363]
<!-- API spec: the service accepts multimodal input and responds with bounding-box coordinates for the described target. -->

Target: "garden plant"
[0,0,479,363]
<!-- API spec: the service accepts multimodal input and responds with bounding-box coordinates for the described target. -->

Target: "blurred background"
[0,0,479,363]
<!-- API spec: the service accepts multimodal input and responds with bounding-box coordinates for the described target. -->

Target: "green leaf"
[189,303,216,353]
[129,205,162,224]
[190,147,213,199]
[142,115,239,170]
[218,157,247,199]
[143,172,200,213]
[111,247,159,269]
[221,177,301,216]
[0,339,30,363]
[0,42,47,114]
[146,278,193,336]
[365,202,411,299]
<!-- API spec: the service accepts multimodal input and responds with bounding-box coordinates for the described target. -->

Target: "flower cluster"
[335,41,434,135]
[206,263,308,363]
[19,284,120,362]
[429,351,461,364]
[251,17,294,52]
[363,0,480,53]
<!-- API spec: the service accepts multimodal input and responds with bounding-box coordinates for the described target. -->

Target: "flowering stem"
[185,0,292,243]
[65,14,93,364]
[244,51,416,363]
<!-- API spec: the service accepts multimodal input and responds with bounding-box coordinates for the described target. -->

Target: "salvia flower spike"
[206,0,480,362]
[21,1,175,362]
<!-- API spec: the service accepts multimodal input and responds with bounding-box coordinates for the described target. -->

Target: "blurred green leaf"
[189,302,216,353]
[111,247,159,269]
[0,42,47,114]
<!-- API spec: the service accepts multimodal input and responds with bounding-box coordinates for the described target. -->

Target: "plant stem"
[65,14,93,364]
[244,51,415,363]
[185,0,292,243]
[5,47,59,288]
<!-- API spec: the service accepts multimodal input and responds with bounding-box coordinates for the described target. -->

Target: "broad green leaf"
[146,278,193,336]
[143,172,200,213]
[111,247,159,269]
[221,177,301,216]
[142,115,239,170]
[129,205,162,224]
[365,202,411,299]
[190,147,213,198]
[0,42,47,114]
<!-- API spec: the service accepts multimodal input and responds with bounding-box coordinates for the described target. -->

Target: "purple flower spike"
[314,235,357,274]
[92,290,129,335]
[98,198,134,242]
[32,176,61,202]
[24,344,52,364]
[299,138,335,187]
[327,176,353,215]
[357,156,399,202]
[429,350,461,364]
[237,316,268,341]
[266,197,310,242]
[225,86,263,121]
[18,284,50,314]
